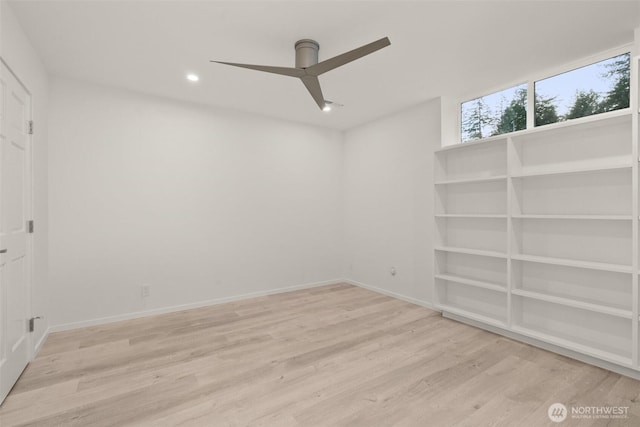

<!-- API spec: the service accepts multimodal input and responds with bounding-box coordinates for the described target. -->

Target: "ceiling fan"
[211,37,391,111]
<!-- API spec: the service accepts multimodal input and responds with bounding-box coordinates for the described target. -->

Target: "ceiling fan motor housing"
[295,39,319,69]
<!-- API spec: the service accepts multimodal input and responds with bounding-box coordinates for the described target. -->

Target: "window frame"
[456,43,633,144]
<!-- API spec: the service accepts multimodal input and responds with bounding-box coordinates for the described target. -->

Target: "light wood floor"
[1,283,639,426]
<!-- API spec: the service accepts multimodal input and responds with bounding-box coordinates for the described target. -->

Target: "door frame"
[0,56,35,393]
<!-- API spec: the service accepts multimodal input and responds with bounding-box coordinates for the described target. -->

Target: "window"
[459,52,630,141]
[461,83,527,142]
[535,53,630,127]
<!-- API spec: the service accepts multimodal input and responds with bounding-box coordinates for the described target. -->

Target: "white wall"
[1,2,50,351]
[48,77,344,328]
[343,99,441,306]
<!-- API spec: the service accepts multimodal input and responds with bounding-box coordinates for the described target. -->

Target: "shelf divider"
[435,214,507,219]
[511,253,632,274]
[511,289,633,319]
[435,274,506,293]
[513,214,632,220]
[434,246,508,259]
[438,305,507,329]
[511,164,632,179]
[434,175,507,185]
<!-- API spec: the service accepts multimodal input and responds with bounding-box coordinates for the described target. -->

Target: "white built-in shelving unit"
[434,58,640,376]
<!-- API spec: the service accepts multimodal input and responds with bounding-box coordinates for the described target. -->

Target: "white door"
[0,60,32,405]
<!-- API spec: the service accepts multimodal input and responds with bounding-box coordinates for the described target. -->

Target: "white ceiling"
[8,0,640,130]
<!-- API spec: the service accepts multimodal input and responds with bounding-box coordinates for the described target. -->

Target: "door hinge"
[27,120,34,135]
[28,317,41,333]
[27,220,34,234]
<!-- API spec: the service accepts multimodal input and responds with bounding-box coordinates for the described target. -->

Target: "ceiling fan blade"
[300,75,326,109]
[306,37,390,76]
[212,61,305,78]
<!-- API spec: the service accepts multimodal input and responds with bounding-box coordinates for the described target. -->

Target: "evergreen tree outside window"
[461,83,527,142]
[535,53,630,126]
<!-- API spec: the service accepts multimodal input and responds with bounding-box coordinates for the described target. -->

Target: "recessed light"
[186,74,199,82]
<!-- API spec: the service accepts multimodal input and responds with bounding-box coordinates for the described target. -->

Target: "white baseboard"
[49,278,343,333]
[33,326,50,358]
[344,278,437,311]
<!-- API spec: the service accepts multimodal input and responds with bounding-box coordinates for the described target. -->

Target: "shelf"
[439,109,630,150]
[435,135,508,153]
[435,214,507,219]
[511,289,632,319]
[512,261,631,314]
[508,108,631,141]
[434,246,507,259]
[435,274,507,293]
[438,109,631,151]
[511,254,632,274]
[434,175,507,185]
[511,325,632,367]
[438,304,506,329]
[513,214,632,221]
[510,170,631,218]
[435,251,507,288]
[511,164,632,179]
[435,106,635,372]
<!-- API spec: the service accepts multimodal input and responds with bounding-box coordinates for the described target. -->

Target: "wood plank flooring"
[1,283,639,426]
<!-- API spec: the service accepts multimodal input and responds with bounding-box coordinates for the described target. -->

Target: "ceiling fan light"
[322,104,332,112]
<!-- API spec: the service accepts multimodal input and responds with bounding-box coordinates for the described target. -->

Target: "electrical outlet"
[141,284,151,298]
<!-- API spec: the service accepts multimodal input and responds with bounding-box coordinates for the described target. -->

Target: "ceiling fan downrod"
[294,39,319,69]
